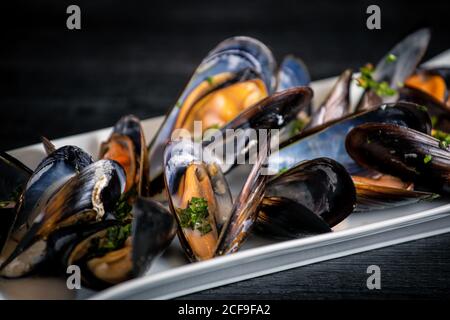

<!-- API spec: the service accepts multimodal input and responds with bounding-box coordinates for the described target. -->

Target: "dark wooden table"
[1,0,450,299]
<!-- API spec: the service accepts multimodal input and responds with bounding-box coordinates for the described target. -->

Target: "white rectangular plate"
[1,50,450,300]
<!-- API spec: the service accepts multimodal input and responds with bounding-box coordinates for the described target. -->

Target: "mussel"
[356,28,431,111]
[60,197,176,289]
[0,152,32,251]
[275,55,310,92]
[0,159,126,277]
[10,146,93,244]
[400,67,450,132]
[268,102,431,175]
[148,37,276,196]
[306,69,353,129]
[256,157,356,239]
[346,122,450,196]
[100,115,149,196]
[164,130,270,261]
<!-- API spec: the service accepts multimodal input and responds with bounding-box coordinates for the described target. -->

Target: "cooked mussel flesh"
[62,197,176,289]
[0,159,126,277]
[100,115,149,196]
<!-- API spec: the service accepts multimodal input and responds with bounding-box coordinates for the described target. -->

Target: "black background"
[1,0,450,299]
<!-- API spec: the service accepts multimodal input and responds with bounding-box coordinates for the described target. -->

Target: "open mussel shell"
[276,55,310,92]
[0,220,119,279]
[0,160,126,276]
[400,67,450,132]
[164,129,271,260]
[100,115,149,196]
[255,158,356,239]
[268,102,431,175]
[61,197,176,289]
[204,86,313,174]
[164,139,233,261]
[357,28,431,110]
[215,129,271,256]
[307,69,353,129]
[405,67,450,105]
[11,146,93,242]
[148,37,276,196]
[131,197,176,276]
[400,86,450,132]
[0,152,32,251]
[0,151,32,201]
[346,123,450,195]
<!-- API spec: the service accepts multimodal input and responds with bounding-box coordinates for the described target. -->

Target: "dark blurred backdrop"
[1,0,450,150]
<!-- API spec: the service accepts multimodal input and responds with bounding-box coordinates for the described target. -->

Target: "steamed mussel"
[256,157,356,239]
[10,146,93,246]
[100,114,149,196]
[1,30,450,295]
[0,152,32,251]
[164,130,271,261]
[60,197,175,289]
[346,123,450,195]
[0,159,126,278]
[148,36,313,197]
[356,28,431,111]
[148,37,275,197]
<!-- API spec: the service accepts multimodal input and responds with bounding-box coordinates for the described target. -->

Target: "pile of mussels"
[1,28,450,289]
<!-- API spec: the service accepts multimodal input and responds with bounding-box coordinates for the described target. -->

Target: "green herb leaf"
[94,223,132,255]
[356,63,397,97]
[206,123,220,130]
[290,119,306,136]
[432,129,450,147]
[424,154,433,164]
[417,105,428,112]
[278,167,288,174]
[206,76,214,86]
[431,116,438,128]
[114,187,136,221]
[386,53,397,63]
[178,197,212,235]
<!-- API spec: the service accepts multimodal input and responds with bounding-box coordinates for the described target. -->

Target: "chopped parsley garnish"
[0,200,14,209]
[424,154,433,164]
[356,63,397,97]
[175,101,182,109]
[206,76,214,86]
[93,224,132,255]
[432,129,450,148]
[114,188,136,221]
[290,118,306,136]
[431,116,438,128]
[278,167,289,174]
[417,105,428,112]
[178,197,212,235]
[386,53,397,63]
[206,123,220,130]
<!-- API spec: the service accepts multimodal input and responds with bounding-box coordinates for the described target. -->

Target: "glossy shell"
[346,123,450,195]
[255,158,356,239]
